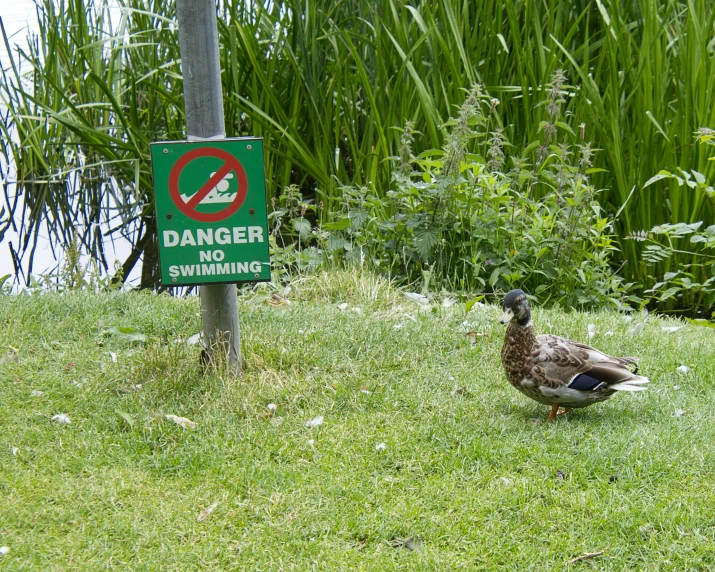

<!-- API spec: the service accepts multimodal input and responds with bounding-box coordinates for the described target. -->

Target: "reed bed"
[1,0,713,300]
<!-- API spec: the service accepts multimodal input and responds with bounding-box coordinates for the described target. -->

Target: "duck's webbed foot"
[546,405,572,421]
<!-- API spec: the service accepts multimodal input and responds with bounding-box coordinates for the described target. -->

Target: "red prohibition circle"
[168,147,248,223]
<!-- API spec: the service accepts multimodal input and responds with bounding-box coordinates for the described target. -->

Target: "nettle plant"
[628,128,715,314]
[318,72,631,308]
[267,184,323,281]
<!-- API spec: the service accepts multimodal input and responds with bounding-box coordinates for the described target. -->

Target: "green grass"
[1,270,715,569]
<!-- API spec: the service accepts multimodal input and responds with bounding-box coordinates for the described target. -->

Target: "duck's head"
[500,289,531,326]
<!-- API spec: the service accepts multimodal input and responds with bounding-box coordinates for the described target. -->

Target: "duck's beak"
[499,308,514,324]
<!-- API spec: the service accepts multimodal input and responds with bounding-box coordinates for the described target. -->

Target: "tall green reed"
[1,0,184,286]
[1,0,713,305]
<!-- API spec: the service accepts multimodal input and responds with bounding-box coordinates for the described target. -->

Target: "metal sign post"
[174,0,241,373]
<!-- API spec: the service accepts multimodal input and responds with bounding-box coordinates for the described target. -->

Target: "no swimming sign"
[151,138,271,286]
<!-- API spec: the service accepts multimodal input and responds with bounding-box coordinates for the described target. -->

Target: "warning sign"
[168,147,248,223]
[150,138,270,286]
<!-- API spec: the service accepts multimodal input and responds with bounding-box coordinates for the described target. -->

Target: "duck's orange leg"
[546,405,572,421]
[546,404,559,421]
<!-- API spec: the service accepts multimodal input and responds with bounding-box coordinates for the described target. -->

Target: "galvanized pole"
[176,0,241,373]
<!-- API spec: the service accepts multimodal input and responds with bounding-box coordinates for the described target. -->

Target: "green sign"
[150,138,270,286]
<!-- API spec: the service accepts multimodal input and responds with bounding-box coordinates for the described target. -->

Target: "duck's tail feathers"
[613,356,640,373]
[610,375,650,392]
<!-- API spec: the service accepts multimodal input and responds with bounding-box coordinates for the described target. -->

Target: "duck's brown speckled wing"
[530,334,638,389]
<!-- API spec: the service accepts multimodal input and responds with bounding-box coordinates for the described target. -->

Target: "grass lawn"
[1,270,715,570]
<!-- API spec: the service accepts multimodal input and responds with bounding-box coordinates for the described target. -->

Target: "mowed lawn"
[1,271,714,570]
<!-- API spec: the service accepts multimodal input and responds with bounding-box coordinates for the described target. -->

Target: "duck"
[499,289,649,421]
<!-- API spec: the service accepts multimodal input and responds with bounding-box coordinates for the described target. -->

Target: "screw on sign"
[168,147,248,223]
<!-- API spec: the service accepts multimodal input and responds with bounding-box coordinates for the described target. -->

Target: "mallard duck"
[499,289,649,421]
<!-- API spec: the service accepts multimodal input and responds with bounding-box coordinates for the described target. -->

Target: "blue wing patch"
[568,374,606,391]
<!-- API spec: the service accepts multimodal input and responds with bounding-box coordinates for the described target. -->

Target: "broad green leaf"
[291,217,312,239]
[326,235,348,252]
[555,121,575,136]
[414,228,438,260]
[659,287,681,301]
[348,210,369,229]
[322,218,350,231]
[692,170,707,185]
[465,296,485,313]
[644,172,672,187]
